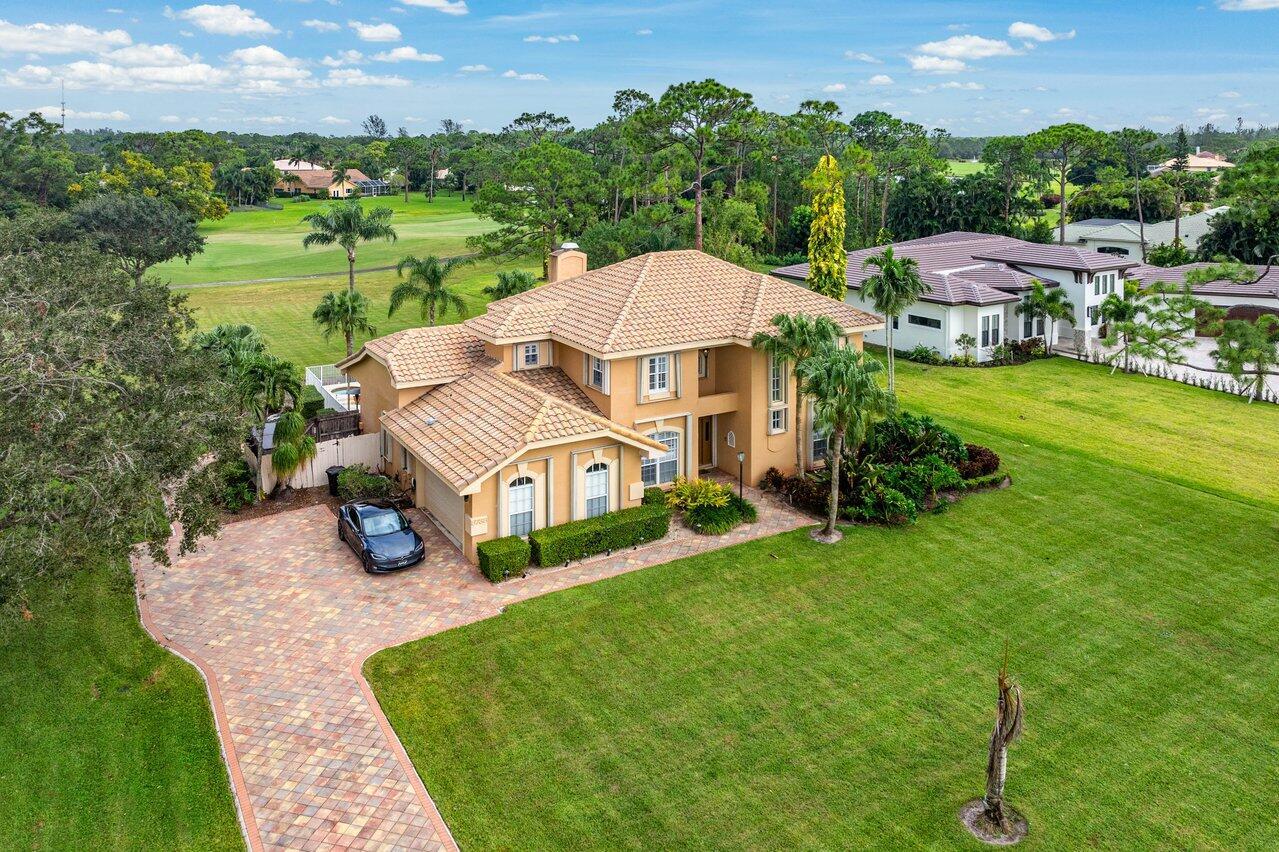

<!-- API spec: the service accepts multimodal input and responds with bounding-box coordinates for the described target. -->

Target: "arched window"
[508,475,535,537]
[641,430,680,487]
[584,462,609,518]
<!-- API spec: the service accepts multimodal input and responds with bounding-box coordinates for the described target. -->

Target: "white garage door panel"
[421,465,464,547]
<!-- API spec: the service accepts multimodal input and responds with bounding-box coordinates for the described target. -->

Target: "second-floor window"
[697,348,710,379]
[647,354,670,394]
[522,342,541,368]
[768,355,788,435]
[588,356,606,391]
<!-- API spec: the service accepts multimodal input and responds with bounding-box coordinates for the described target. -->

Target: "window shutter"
[636,357,644,404]
[583,353,589,384]
[673,352,682,397]
[603,360,611,395]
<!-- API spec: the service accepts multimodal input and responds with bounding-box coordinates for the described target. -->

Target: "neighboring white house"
[1063,206,1229,257]
[1130,262,1279,318]
[772,232,1137,362]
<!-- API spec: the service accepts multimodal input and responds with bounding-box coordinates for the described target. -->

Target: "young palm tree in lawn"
[861,246,928,392]
[313,289,376,358]
[752,312,842,473]
[482,269,537,301]
[1015,281,1075,355]
[1099,291,1140,373]
[301,199,397,295]
[797,347,896,542]
[389,254,470,326]
[982,650,1025,836]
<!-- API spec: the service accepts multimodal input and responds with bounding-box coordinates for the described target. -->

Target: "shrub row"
[477,535,531,582]
[641,486,667,506]
[960,469,1010,491]
[529,503,671,567]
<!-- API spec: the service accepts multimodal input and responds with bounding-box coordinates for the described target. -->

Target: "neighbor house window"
[907,314,942,329]
[647,354,670,394]
[1088,306,1100,326]
[641,430,680,486]
[769,408,786,433]
[697,348,710,378]
[892,316,900,330]
[981,314,1001,348]
[522,342,541,368]
[401,446,410,472]
[812,428,829,463]
[584,462,609,518]
[1023,310,1045,338]
[380,429,391,461]
[768,356,788,435]
[588,356,607,391]
[508,475,534,536]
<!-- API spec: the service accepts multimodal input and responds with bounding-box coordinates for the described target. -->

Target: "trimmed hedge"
[641,486,666,506]
[960,469,1010,491]
[530,503,671,566]
[299,386,326,420]
[477,535,531,582]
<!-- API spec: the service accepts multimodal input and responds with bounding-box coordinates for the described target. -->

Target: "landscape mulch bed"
[223,487,342,524]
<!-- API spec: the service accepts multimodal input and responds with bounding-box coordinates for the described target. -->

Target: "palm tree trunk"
[345,329,354,357]
[1135,176,1147,261]
[347,252,356,295]
[694,165,704,251]
[1058,168,1068,245]
[794,391,805,473]
[428,305,436,327]
[885,321,896,392]
[824,430,844,538]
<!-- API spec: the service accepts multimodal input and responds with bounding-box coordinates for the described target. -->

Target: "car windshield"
[360,508,408,536]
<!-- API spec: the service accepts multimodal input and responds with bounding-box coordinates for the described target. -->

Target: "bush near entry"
[477,536,532,582]
[529,504,671,567]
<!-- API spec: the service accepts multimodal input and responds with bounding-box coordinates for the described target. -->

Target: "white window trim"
[508,475,535,537]
[641,429,681,487]
[767,355,788,435]
[518,342,542,370]
[647,354,670,395]
[584,462,609,518]
[697,348,710,379]
[585,354,609,393]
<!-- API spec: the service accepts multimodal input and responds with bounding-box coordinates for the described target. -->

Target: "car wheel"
[362,553,375,573]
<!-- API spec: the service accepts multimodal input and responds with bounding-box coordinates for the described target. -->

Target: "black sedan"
[337,500,426,573]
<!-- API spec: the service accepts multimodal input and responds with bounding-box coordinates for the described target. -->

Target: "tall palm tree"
[1015,281,1075,355]
[389,254,470,326]
[1099,291,1140,373]
[751,312,841,472]
[312,289,376,358]
[236,354,302,422]
[301,200,397,295]
[482,269,537,301]
[797,347,896,541]
[861,246,928,392]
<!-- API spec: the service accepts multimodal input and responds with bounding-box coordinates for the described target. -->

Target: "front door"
[698,416,714,470]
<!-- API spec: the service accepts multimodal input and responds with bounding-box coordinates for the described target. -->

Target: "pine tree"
[805,154,847,301]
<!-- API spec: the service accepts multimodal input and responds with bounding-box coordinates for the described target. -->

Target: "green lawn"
[182,259,539,367]
[0,564,242,850]
[366,357,1279,850]
[156,194,491,286]
[946,159,986,176]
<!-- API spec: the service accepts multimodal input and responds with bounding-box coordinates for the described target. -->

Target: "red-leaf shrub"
[957,443,1000,479]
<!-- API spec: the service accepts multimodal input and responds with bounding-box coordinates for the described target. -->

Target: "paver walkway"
[135,485,810,851]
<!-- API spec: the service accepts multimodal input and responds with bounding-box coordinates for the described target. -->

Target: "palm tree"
[797,347,896,541]
[752,312,841,473]
[196,323,264,366]
[313,289,376,358]
[1015,281,1075,355]
[301,200,397,295]
[389,254,470,326]
[281,171,302,196]
[483,269,537,301]
[331,164,349,197]
[267,410,317,494]
[1099,292,1140,373]
[236,354,302,422]
[861,246,928,392]
[982,649,1025,835]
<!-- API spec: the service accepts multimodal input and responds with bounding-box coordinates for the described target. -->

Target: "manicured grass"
[155,194,491,285]
[946,159,986,176]
[0,564,242,850]
[366,359,1279,849]
[182,259,539,367]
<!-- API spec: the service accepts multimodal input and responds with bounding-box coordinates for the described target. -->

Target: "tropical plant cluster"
[664,476,757,535]
[336,464,394,502]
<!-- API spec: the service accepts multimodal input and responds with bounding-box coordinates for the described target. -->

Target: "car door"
[345,508,365,556]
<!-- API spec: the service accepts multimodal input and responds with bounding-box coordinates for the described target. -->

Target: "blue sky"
[1,1,1277,135]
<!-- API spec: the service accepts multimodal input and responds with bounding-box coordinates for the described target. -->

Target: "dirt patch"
[959,799,1028,845]
[223,487,341,524]
[809,528,843,544]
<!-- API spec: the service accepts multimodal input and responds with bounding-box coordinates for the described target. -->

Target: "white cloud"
[171,4,277,37]
[915,34,1018,59]
[524,34,579,43]
[822,82,846,92]
[635,28,652,35]
[1008,22,1075,42]
[907,55,969,74]
[867,74,894,86]
[324,68,410,87]
[320,115,351,125]
[1217,0,1279,9]
[844,51,881,63]
[1220,90,1242,98]
[940,80,983,90]
[0,20,132,54]
[502,69,548,80]
[245,115,295,125]
[226,45,313,87]
[373,46,443,62]
[4,60,228,92]
[160,114,181,122]
[458,63,490,72]
[321,50,365,67]
[101,43,195,66]
[30,105,129,121]
[348,20,402,42]
[396,0,469,15]
[302,19,341,32]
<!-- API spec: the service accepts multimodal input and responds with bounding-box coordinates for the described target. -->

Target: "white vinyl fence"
[258,432,381,493]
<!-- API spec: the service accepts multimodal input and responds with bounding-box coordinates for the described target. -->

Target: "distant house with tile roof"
[1147,150,1235,176]
[1062,207,1229,257]
[336,247,882,562]
[773,232,1139,361]
[275,163,390,198]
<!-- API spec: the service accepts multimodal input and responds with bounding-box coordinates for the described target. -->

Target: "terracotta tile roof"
[281,167,371,191]
[336,324,496,387]
[465,250,881,354]
[381,369,666,492]
[507,367,601,414]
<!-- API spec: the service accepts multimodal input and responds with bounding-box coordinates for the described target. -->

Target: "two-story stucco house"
[773,232,1139,361]
[337,247,882,563]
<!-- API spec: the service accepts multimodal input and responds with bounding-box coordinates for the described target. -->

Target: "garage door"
[419,464,464,548]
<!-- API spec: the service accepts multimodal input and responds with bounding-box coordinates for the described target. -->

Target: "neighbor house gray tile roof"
[1065,207,1229,252]
[1129,263,1279,301]
[465,249,882,355]
[969,242,1138,273]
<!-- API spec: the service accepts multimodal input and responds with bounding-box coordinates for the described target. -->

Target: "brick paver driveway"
[136,487,810,851]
